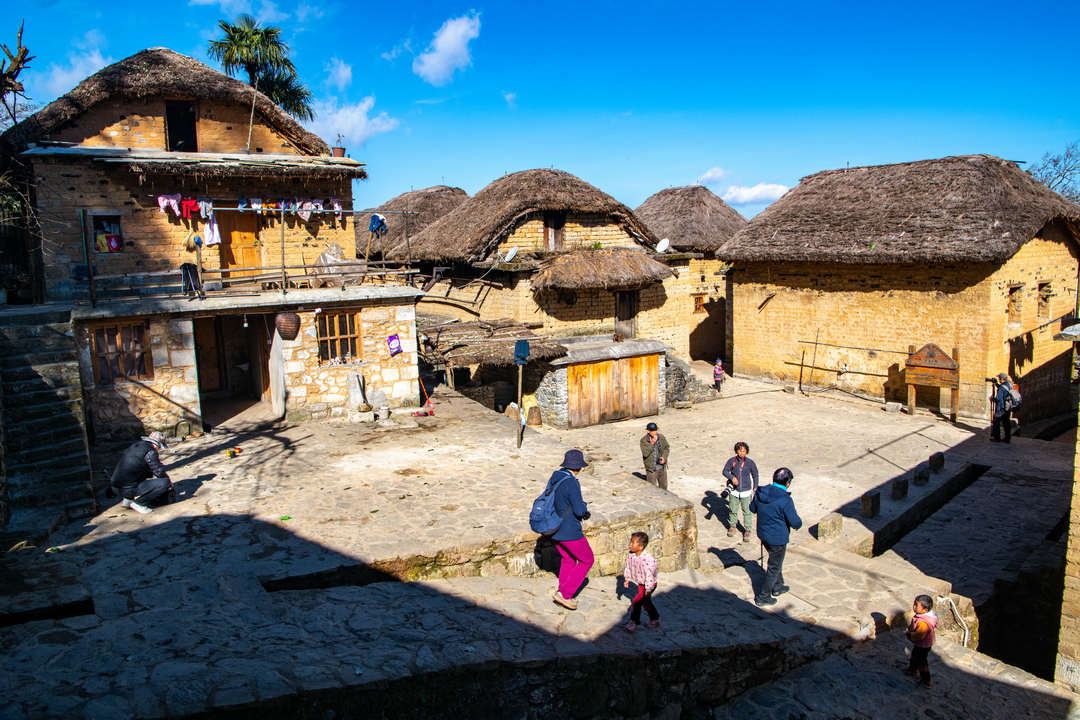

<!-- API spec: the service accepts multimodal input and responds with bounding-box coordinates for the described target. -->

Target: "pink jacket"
[907,611,937,648]
[625,549,658,590]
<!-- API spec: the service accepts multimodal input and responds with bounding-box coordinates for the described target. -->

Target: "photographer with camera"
[988,372,1019,444]
[722,442,759,543]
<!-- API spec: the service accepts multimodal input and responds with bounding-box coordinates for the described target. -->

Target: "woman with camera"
[722,442,759,542]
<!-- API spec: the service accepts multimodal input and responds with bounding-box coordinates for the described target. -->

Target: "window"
[1007,285,1023,324]
[89,322,154,384]
[693,294,706,314]
[165,99,198,152]
[317,312,361,365]
[544,210,565,251]
[1038,282,1052,319]
[91,213,123,253]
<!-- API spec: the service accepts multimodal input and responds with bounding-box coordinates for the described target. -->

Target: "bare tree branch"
[1028,141,1080,203]
[0,21,35,127]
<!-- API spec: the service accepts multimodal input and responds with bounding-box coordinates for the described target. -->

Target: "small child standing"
[713,358,725,392]
[904,595,937,689]
[623,531,660,632]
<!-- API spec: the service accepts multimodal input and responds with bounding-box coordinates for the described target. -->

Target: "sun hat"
[142,431,169,449]
[561,449,588,470]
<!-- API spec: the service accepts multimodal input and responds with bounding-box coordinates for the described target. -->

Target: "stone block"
[817,512,843,541]
[673,400,692,409]
[885,401,902,413]
[891,476,909,500]
[913,465,931,486]
[929,451,945,473]
[861,490,880,519]
[784,385,796,394]
[287,409,312,422]
[169,384,199,404]
[170,349,195,367]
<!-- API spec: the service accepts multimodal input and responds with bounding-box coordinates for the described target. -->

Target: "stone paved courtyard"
[1,373,1078,718]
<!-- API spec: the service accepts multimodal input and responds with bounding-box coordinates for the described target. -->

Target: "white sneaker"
[120,499,133,508]
[129,501,153,514]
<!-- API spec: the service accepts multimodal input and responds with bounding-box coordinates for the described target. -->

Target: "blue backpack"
[529,470,573,536]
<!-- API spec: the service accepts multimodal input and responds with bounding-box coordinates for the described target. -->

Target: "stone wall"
[29,157,355,301]
[533,364,568,428]
[1057,403,1080,690]
[75,317,201,441]
[46,98,306,155]
[731,232,1078,419]
[0,374,7,531]
[283,303,419,419]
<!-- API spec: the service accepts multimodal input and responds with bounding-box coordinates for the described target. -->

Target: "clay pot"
[331,147,346,158]
[275,312,301,341]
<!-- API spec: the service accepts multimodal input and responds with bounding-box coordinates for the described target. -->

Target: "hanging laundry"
[250,198,263,214]
[312,199,324,215]
[369,213,388,237]
[180,197,199,219]
[237,197,249,212]
[204,214,222,246]
[298,199,316,222]
[157,193,181,216]
[197,197,213,220]
[328,197,343,220]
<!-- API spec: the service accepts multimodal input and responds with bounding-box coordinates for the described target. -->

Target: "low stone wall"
[0,375,7,531]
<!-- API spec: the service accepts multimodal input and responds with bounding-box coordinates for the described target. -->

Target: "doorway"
[689,298,726,361]
[194,313,275,429]
[615,290,638,338]
[217,209,261,282]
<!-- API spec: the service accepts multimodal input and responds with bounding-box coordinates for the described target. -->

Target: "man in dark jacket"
[110,431,172,514]
[639,422,670,491]
[749,467,802,606]
[550,449,593,610]
[722,442,759,543]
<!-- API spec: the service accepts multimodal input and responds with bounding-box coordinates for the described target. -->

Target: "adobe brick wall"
[29,158,355,301]
[1057,425,1080,691]
[501,214,643,254]
[75,317,201,441]
[730,231,1077,419]
[46,98,305,154]
[282,303,420,416]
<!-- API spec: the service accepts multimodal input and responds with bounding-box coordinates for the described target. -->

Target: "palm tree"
[207,14,315,121]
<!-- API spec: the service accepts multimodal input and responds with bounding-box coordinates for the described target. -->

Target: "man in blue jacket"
[749,467,802,607]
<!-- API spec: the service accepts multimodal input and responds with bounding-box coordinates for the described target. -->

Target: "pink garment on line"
[157,194,181,216]
[553,536,594,599]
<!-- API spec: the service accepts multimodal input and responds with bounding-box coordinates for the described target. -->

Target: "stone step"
[796,541,953,597]
[10,411,87,438]
[0,506,69,552]
[8,465,96,488]
[6,443,91,472]
[0,322,73,340]
[2,371,82,396]
[0,350,81,369]
[5,422,87,452]
[3,398,85,423]
[1,385,84,408]
[1,360,80,382]
[9,480,95,509]
[0,306,72,327]
[0,334,77,358]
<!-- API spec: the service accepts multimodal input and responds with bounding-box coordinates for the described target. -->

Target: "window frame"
[164,98,200,153]
[88,321,155,385]
[1007,284,1023,325]
[317,311,363,365]
[88,210,124,254]
[692,294,706,314]
[1038,282,1052,320]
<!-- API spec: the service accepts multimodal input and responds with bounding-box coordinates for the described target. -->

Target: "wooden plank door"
[217,210,260,279]
[568,361,597,428]
[193,317,222,391]
[615,290,638,338]
[624,354,659,418]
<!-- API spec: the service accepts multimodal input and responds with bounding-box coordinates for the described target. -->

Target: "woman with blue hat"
[548,449,593,610]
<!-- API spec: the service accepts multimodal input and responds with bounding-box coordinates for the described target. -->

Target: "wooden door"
[217,210,260,279]
[193,317,222,391]
[625,354,659,418]
[615,290,638,338]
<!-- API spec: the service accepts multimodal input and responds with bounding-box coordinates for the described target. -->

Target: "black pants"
[116,477,170,505]
[991,410,1012,441]
[908,645,931,683]
[757,541,786,601]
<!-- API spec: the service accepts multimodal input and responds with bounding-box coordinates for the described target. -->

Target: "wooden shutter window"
[90,322,154,384]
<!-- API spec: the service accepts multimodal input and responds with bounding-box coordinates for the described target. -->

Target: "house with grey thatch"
[719,154,1080,422]
[384,168,715,428]
[0,47,422,529]
[353,184,469,262]
[635,185,747,365]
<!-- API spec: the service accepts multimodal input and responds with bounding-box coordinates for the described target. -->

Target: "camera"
[720,482,735,500]
[985,377,999,384]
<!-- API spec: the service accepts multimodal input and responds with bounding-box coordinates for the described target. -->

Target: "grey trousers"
[645,465,668,491]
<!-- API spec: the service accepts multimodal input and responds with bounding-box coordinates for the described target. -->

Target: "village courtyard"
[1,370,1078,719]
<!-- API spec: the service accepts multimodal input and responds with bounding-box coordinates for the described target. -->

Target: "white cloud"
[305,96,399,148]
[257,0,288,23]
[382,39,412,62]
[697,167,731,186]
[32,30,114,100]
[188,0,287,21]
[412,13,480,86]
[297,3,325,23]
[721,183,789,205]
[324,58,352,92]
[502,91,516,109]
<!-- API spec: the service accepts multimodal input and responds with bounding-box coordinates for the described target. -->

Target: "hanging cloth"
[197,197,213,220]
[180,197,199,219]
[204,214,222,246]
[250,198,263,214]
[328,197,343,220]
[157,194,181,216]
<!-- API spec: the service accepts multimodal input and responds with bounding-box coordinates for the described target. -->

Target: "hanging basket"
[275,312,301,341]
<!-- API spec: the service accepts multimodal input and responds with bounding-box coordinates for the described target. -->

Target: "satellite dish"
[656,238,670,253]
[504,246,518,262]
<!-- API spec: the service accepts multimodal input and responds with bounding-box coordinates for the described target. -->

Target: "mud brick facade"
[1058,444,1080,691]
[731,229,1078,420]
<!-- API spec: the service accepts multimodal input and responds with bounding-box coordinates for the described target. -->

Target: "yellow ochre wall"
[730,231,1078,420]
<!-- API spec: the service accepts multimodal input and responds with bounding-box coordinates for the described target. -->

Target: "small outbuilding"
[719,154,1080,422]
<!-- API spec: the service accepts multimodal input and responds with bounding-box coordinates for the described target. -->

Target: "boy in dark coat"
[749,467,802,606]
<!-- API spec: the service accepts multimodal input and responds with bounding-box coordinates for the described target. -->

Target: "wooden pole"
[79,210,97,307]
[807,328,820,393]
[951,347,960,423]
[280,207,286,295]
[516,363,524,448]
[907,344,917,416]
[798,348,806,393]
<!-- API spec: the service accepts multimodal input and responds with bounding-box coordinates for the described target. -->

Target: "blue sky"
[11,0,1080,216]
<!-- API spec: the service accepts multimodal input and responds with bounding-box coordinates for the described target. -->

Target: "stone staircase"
[0,307,96,550]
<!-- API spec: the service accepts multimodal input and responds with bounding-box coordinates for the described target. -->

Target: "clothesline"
[144,194,418,215]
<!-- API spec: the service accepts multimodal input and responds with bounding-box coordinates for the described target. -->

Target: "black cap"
[646,422,659,431]
[561,449,588,470]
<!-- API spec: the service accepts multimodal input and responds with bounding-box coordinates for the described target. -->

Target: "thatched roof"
[530,249,674,292]
[417,318,567,368]
[355,185,469,259]
[0,47,330,156]
[635,185,747,252]
[720,154,1080,264]
[389,168,659,262]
